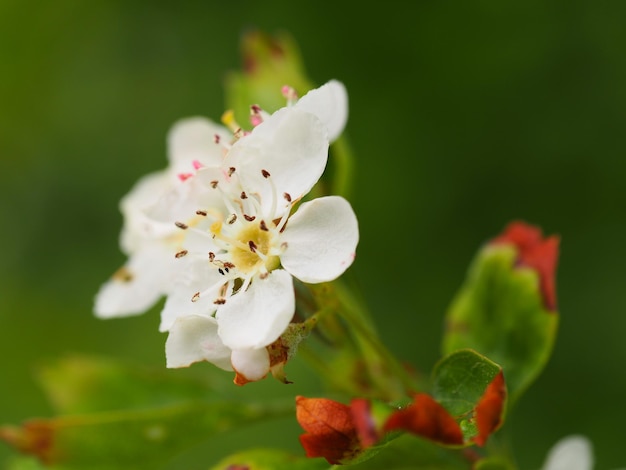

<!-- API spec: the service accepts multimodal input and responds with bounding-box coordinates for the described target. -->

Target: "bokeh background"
[2,1,626,468]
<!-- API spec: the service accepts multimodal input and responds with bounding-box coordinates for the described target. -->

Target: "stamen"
[241,191,248,199]
[276,201,293,233]
[261,171,279,219]
[248,240,258,252]
[260,220,268,231]
[210,180,219,189]
[244,214,256,222]
[196,210,208,216]
[193,278,233,304]
[211,229,252,252]
[238,276,252,294]
[112,266,133,282]
[281,85,298,105]
[214,134,221,144]
[221,110,240,133]
[283,192,292,202]
[214,298,226,305]
[228,167,236,177]
[250,105,263,127]
[175,250,188,258]
[209,252,215,262]
[192,160,204,170]
[175,222,188,230]
[178,172,193,182]
[227,214,237,224]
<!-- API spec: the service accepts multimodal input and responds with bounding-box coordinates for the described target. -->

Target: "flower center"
[230,223,280,274]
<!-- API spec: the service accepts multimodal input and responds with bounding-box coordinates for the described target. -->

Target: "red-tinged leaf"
[295,396,360,464]
[350,398,378,448]
[473,371,507,446]
[383,394,464,446]
[0,422,55,465]
[491,220,559,311]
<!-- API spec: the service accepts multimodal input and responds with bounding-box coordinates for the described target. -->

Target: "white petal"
[228,107,329,217]
[94,243,175,318]
[231,348,270,382]
[216,270,295,349]
[119,170,171,253]
[167,117,229,171]
[145,172,224,228]
[295,80,348,143]
[281,196,359,283]
[542,435,593,470]
[159,258,223,332]
[166,315,233,370]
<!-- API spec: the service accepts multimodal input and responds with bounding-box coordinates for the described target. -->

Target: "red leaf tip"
[473,371,507,446]
[383,394,464,446]
[491,220,560,311]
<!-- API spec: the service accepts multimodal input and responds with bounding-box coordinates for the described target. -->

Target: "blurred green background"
[2,1,626,468]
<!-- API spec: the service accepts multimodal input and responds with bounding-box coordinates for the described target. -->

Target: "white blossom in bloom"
[541,435,593,470]
[163,105,358,382]
[94,80,348,322]
[94,118,230,318]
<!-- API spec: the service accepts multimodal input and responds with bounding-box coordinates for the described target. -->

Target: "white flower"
[162,105,358,381]
[541,435,593,470]
[95,80,348,322]
[94,117,230,318]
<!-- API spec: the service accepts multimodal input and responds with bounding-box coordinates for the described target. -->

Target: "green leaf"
[35,355,215,414]
[1,401,290,470]
[208,436,474,470]
[474,457,517,470]
[432,350,501,417]
[432,349,506,445]
[209,448,330,470]
[442,245,558,402]
[343,434,471,470]
[4,456,47,470]
[1,355,293,469]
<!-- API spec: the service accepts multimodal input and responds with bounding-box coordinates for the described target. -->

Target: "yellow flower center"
[230,224,280,274]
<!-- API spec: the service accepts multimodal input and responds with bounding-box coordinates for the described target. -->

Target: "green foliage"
[5,456,46,470]
[1,357,292,470]
[432,349,502,418]
[210,448,329,470]
[35,356,213,414]
[442,245,558,402]
[345,435,471,470]
[474,457,517,470]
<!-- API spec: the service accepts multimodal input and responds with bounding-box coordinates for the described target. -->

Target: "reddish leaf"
[383,394,463,446]
[473,371,507,446]
[491,220,560,311]
[350,398,379,448]
[295,396,360,464]
[0,421,56,464]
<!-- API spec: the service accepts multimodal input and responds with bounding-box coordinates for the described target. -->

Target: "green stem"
[335,285,421,397]
[309,279,421,399]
